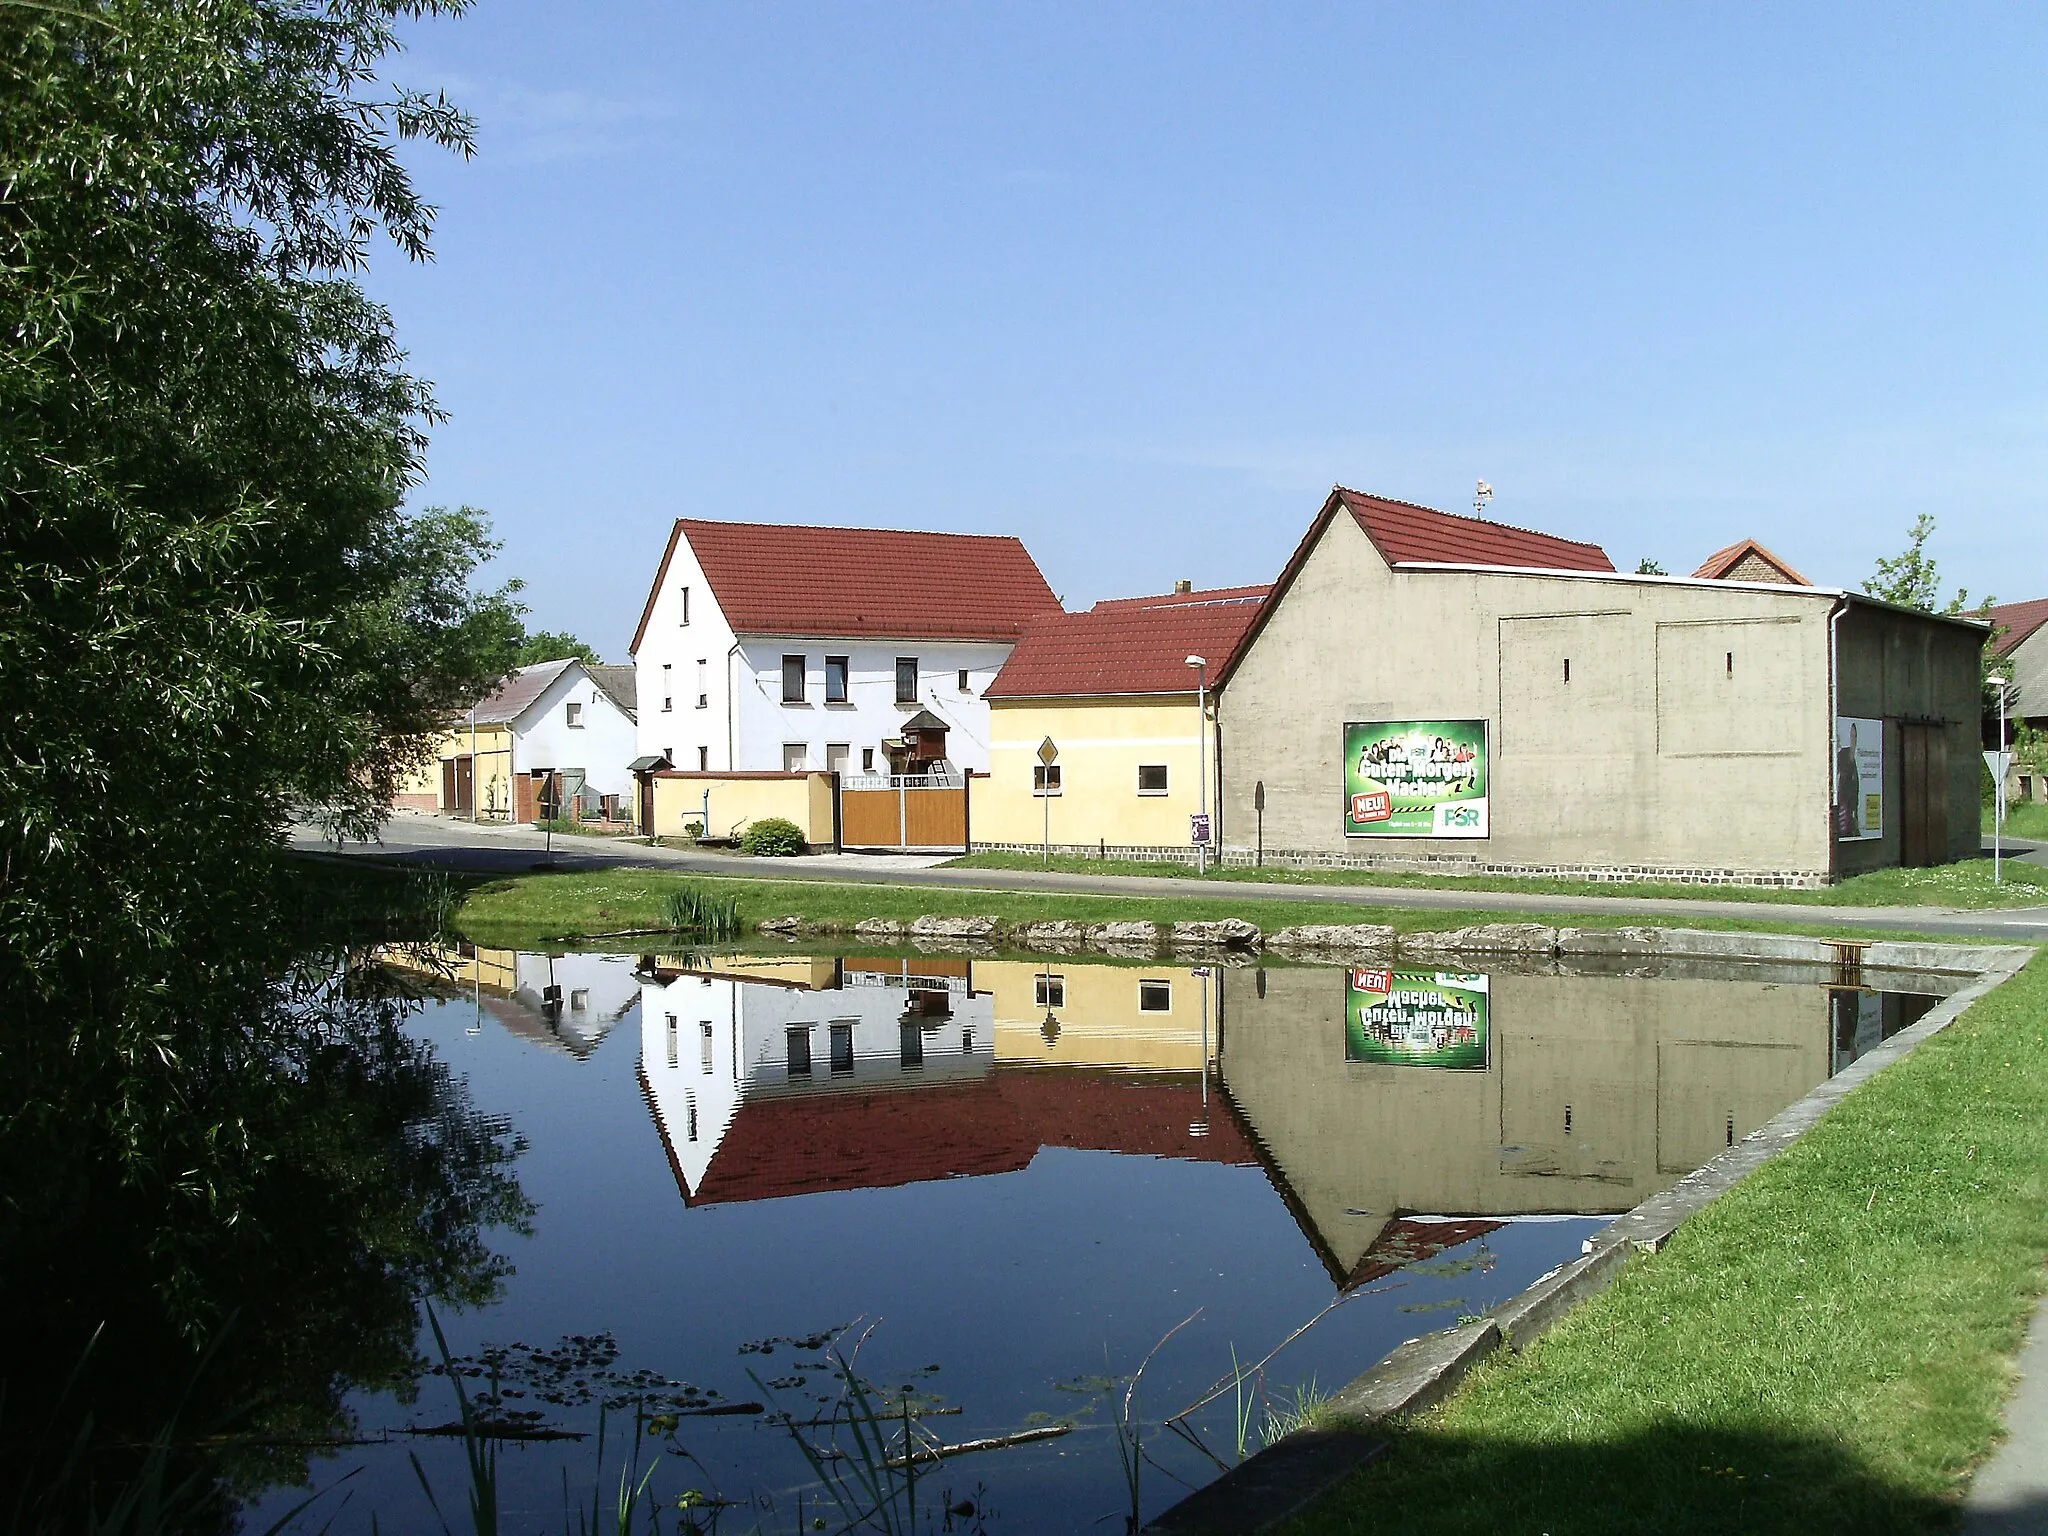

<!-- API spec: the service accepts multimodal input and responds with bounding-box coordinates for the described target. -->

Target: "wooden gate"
[1899,722,1950,868]
[839,774,968,852]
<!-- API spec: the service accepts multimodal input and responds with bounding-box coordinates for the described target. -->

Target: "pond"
[241,944,1955,1533]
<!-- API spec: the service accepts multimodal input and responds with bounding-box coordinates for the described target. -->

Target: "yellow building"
[978,958,1220,1072]
[976,585,1266,863]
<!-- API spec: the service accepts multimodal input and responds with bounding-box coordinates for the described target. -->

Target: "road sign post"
[1986,747,2014,886]
[1037,736,1059,868]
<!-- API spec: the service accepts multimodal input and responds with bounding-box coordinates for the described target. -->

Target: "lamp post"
[1186,655,1209,876]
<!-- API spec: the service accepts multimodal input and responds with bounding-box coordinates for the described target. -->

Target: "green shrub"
[738,817,807,857]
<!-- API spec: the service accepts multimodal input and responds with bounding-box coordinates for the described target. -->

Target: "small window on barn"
[1137,764,1169,795]
[895,657,919,704]
[1033,764,1062,796]
[825,655,849,703]
[781,655,806,703]
[1138,980,1172,1013]
[566,701,584,728]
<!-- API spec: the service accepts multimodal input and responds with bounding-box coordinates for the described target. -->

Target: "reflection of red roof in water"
[1343,1217,1506,1291]
[680,1070,1258,1207]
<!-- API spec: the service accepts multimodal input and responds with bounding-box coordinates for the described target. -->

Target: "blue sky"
[375,3,2048,659]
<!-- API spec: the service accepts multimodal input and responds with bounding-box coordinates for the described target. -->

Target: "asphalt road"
[292,815,2048,944]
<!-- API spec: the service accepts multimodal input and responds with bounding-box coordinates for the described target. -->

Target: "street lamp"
[1186,655,1209,876]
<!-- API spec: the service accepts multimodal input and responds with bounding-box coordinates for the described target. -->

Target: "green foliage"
[1634,557,1668,576]
[1864,513,1979,616]
[512,629,602,668]
[738,817,808,857]
[662,883,743,941]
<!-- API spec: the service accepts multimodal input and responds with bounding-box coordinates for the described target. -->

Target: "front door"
[1899,723,1949,868]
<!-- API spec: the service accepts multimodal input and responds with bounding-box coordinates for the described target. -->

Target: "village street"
[295,813,2048,945]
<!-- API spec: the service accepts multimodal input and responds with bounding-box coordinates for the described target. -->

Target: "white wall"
[507,952,642,1054]
[515,665,640,800]
[735,638,1012,774]
[633,535,739,771]
[639,964,996,1199]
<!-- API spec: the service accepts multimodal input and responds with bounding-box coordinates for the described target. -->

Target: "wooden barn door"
[1899,723,1949,868]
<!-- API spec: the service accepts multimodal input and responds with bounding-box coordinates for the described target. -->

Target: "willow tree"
[0,0,517,1020]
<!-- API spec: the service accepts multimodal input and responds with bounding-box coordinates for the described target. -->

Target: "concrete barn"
[1215,489,1986,886]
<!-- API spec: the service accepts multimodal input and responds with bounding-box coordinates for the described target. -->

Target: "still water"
[250,946,1951,1532]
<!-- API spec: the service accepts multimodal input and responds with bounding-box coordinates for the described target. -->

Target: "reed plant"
[662,885,743,942]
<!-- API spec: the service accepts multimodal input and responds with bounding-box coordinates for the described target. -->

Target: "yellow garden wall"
[649,772,837,846]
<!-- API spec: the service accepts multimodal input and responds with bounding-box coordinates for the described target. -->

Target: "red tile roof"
[1692,537,1811,585]
[630,518,1061,653]
[675,1070,1257,1207]
[1337,489,1615,573]
[984,586,1270,699]
[1988,597,2048,656]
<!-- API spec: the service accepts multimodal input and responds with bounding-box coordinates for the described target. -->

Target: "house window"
[1139,980,1172,1013]
[662,664,673,712]
[862,747,876,773]
[900,1022,924,1071]
[785,1026,812,1078]
[1034,974,1066,1008]
[1033,764,1062,796]
[826,655,849,703]
[830,1021,855,1075]
[680,586,690,625]
[895,657,918,704]
[1137,764,1169,795]
[570,988,589,1011]
[666,1014,678,1067]
[566,701,584,728]
[782,654,806,704]
[782,742,807,772]
[957,668,971,692]
[826,743,850,774]
[696,658,707,708]
[700,1022,714,1073]
[685,1092,698,1142]
[697,746,709,772]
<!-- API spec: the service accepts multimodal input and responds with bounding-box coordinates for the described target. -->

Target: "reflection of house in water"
[377,944,641,1057]
[638,956,1249,1206]
[1214,965,1926,1289]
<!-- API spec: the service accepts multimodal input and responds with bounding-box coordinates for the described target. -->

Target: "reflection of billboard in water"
[1346,969,1490,1069]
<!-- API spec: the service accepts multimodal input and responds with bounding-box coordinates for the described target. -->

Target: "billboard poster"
[1835,717,1883,841]
[1343,720,1488,838]
[1346,969,1491,1069]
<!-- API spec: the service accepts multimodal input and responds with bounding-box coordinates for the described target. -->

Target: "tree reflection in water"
[0,922,531,1534]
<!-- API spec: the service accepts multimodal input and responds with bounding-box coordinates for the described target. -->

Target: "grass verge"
[443,866,1961,951]
[1987,800,2048,843]
[945,850,2048,910]
[1282,951,2048,1536]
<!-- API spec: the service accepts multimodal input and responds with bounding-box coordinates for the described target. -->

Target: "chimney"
[1174,579,1193,594]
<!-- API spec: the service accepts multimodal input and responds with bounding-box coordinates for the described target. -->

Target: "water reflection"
[383,943,641,1056]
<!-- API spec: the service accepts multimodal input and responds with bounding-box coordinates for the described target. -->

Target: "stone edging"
[1140,938,2038,1535]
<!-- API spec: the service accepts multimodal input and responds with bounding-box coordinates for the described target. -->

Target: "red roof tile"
[630,519,1061,653]
[1988,597,2048,656]
[1692,538,1811,585]
[1337,489,1615,572]
[984,587,1269,699]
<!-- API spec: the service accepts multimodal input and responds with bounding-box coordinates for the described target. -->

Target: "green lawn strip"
[447,867,1963,952]
[1986,801,2048,842]
[1281,952,2048,1536]
[946,850,2048,909]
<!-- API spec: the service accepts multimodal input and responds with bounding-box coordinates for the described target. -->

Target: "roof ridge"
[1335,486,1606,552]
[676,515,1030,546]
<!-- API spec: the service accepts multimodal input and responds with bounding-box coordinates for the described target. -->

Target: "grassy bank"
[1988,800,2048,842]
[946,850,2048,909]
[443,866,1956,951]
[1284,952,2048,1536]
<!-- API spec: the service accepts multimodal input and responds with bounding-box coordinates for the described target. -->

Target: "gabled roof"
[1693,538,1811,585]
[1217,488,1614,689]
[588,663,637,719]
[466,659,578,724]
[630,518,1062,654]
[984,586,1270,700]
[1337,488,1615,573]
[1987,597,2048,656]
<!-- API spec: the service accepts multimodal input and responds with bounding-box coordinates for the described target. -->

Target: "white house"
[398,658,639,822]
[628,519,1062,778]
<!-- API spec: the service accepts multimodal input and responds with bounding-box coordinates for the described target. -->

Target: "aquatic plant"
[663,885,743,941]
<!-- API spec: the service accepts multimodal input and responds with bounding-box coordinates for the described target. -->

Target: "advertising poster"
[1346,969,1491,1069]
[1834,717,1883,841]
[1343,720,1488,838]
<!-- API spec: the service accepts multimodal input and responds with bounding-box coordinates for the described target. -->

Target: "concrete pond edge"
[1139,936,2038,1535]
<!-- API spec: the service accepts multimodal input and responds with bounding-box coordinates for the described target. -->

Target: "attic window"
[566,701,584,728]
[679,586,690,626]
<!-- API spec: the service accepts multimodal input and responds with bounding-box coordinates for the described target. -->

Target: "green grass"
[444,866,1960,952]
[1988,799,2048,842]
[945,850,2048,909]
[1282,952,2048,1536]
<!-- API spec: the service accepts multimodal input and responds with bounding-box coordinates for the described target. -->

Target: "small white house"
[628,518,1062,778]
